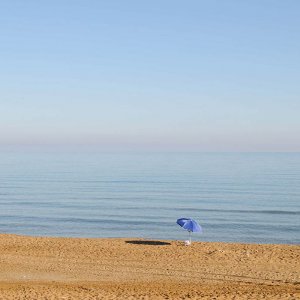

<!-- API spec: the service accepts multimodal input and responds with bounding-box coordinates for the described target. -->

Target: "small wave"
[122,206,300,216]
[173,208,300,215]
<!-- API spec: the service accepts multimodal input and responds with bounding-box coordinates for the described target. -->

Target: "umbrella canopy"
[176,218,202,244]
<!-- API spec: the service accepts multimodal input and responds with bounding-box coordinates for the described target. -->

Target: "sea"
[0,151,299,244]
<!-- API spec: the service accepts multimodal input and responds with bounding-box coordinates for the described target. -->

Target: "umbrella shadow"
[125,240,171,246]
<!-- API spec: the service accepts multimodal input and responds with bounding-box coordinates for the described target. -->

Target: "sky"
[1,0,300,151]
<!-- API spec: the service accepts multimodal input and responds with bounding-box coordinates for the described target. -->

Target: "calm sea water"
[0,151,299,244]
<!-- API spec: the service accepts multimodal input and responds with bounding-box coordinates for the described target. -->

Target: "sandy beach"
[0,234,299,299]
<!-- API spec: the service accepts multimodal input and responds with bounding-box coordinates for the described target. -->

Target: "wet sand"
[0,234,299,299]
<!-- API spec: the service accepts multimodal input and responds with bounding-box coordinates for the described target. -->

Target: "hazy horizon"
[1,1,300,152]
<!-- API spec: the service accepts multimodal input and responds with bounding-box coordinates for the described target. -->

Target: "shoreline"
[2,232,298,246]
[0,233,299,299]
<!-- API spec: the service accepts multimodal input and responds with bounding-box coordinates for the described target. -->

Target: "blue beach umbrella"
[176,218,202,244]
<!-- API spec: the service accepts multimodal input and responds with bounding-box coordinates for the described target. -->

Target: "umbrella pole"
[189,231,191,245]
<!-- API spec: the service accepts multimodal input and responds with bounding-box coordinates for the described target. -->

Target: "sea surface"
[0,151,299,244]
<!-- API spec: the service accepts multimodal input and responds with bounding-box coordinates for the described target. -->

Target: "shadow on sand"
[125,240,171,246]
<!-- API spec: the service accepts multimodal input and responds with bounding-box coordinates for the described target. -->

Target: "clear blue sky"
[1,0,299,151]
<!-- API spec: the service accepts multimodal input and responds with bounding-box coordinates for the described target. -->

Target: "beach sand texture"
[0,234,299,299]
